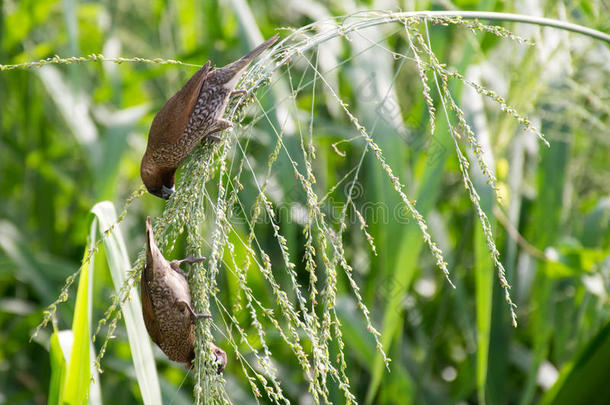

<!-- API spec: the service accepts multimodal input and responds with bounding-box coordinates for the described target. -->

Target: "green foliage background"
[0,0,609,404]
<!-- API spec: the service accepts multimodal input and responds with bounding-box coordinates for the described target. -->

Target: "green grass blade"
[540,321,610,405]
[62,239,93,404]
[48,327,67,405]
[337,297,415,403]
[365,107,452,405]
[581,198,610,247]
[51,328,103,405]
[463,65,496,405]
[474,205,494,405]
[520,139,569,405]
[90,201,162,405]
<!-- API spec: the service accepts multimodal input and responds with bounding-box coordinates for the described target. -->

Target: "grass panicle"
[23,10,571,402]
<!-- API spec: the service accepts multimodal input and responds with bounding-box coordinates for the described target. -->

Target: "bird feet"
[171,257,206,266]
[169,257,206,274]
[205,134,222,142]
[202,119,234,143]
[179,300,212,321]
[230,89,248,97]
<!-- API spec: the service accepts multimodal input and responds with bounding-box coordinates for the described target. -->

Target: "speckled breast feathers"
[141,217,199,364]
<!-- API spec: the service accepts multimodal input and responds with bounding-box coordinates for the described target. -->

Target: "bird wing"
[141,268,163,346]
[142,217,163,345]
[148,61,211,147]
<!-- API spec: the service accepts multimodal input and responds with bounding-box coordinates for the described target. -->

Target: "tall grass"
[1,1,609,404]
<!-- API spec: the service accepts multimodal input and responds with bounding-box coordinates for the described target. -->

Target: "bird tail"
[240,34,279,64]
[145,216,156,265]
[215,34,278,86]
[223,34,279,74]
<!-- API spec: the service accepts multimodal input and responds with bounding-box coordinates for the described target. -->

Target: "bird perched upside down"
[141,217,227,373]
[141,34,279,199]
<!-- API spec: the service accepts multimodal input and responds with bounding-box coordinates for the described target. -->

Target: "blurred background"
[1,0,609,404]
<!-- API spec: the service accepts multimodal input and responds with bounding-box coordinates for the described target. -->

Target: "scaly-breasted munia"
[141,217,226,373]
[141,35,279,199]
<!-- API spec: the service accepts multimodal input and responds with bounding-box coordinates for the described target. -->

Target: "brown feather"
[140,217,227,372]
[141,36,278,199]
[147,61,211,148]
[141,218,162,345]
[140,266,162,346]
[140,217,203,365]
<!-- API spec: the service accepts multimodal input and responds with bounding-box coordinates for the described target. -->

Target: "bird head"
[185,342,227,373]
[211,344,227,374]
[141,157,176,200]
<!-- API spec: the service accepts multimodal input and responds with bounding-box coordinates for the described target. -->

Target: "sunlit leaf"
[62,241,93,404]
[90,201,162,405]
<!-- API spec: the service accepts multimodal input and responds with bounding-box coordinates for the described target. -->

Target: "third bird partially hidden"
[141,34,279,199]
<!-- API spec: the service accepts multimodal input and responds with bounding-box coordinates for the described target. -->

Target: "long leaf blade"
[62,244,92,404]
[90,201,162,405]
[48,327,67,405]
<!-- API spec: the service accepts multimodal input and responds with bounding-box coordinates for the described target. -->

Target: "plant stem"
[403,11,610,43]
[289,10,610,58]
[255,10,608,91]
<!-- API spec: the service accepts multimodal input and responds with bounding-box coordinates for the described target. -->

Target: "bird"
[141,216,226,373]
[141,34,279,199]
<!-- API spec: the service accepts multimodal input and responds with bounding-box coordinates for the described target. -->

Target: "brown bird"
[141,34,279,199]
[141,217,226,373]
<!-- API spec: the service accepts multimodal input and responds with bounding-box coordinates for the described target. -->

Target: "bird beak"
[161,185,175,200]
